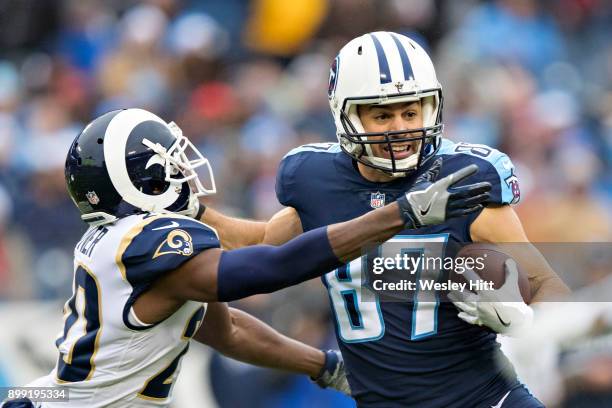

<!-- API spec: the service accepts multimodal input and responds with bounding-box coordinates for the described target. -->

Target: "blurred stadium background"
[0,0,611,406]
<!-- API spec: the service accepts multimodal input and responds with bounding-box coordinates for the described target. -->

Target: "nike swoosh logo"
[418,201,432,216]
[494,308,511,327]
[491,390,511,408]
[152,221,180,230]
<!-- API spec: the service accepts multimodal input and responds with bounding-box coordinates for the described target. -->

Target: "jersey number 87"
[324,235,448,342]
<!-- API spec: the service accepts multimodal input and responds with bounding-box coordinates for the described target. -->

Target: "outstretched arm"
[200,206,267,249]
[263,207,303,245]
[159,199,407,304]
[134,199,406,322]
[194,302,350,394]
[200,205,303,249]
[194,302,323,376]
[135,163,489,320]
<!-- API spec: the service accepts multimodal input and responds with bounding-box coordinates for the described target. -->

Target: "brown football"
[453,243,532,304]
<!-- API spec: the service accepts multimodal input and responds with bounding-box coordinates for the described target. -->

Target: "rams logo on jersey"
[153,229,194,258]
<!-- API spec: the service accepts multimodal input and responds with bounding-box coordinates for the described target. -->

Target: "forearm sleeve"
[217,226,342,301]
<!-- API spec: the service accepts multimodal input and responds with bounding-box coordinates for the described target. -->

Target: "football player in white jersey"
[3,108,491,407]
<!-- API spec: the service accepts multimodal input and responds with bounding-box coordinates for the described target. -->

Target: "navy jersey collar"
[334,150,424,190]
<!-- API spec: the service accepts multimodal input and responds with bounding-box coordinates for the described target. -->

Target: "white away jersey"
[22,213,220,407]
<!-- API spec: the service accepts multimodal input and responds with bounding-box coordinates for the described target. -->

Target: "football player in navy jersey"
[199,32,570,407]
[2,107,491,408]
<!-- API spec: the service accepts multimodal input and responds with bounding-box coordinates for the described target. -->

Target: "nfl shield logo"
[370,192,385,208]
[86,191,100,205]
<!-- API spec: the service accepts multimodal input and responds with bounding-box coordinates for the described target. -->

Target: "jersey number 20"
[56,265,102,382]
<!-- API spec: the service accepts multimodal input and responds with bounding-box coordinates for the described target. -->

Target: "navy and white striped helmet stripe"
[370,32,416,84]
[390,33,414,81]
[369,33,391,84]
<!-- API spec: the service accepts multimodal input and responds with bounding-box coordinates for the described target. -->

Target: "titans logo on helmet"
[328,56,340,99]
[153,229,194,258]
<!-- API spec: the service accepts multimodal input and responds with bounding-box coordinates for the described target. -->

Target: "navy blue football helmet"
[65,108,216,226]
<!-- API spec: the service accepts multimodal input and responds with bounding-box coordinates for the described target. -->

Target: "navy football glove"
[312,350,351,396]
[397,158,491,229]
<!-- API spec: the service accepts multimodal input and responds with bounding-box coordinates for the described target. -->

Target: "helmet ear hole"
[149,179,168,195]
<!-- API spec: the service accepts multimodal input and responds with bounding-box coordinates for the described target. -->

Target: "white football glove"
[448,259,533,336]
[312,350,352,396]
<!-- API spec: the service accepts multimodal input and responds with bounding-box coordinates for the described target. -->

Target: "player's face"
[357,101,423,160]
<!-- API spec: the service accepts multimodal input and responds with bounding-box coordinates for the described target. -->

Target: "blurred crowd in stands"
[0,0,611,406]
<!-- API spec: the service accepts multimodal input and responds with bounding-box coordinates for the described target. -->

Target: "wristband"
[196,202,206,220]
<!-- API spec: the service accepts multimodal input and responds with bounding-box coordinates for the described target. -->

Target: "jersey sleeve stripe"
[82,263,103,381]
[115,215,168,281]
[437,138,519,205]
[283,143,342,158]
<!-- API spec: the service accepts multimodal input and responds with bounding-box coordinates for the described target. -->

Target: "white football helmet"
[328,31,443,175]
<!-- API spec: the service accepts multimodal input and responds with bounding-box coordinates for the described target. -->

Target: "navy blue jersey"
[276,140,523,408]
